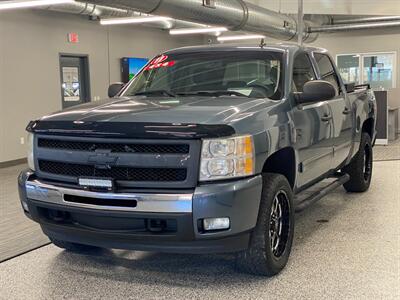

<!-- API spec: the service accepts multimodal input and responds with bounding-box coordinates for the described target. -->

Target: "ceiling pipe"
[309,20,400,33]
[332,15,400,25]
[75,0,318,42]
[40,2,136,18]
[39,2,203,30]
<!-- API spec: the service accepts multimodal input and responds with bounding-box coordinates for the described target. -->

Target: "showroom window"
[337,52,396,90]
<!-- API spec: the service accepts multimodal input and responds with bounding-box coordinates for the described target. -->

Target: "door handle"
[321,115,332,122]
[342,107,351,115]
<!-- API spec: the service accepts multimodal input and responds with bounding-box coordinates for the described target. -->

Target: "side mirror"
[108,82,125,98]
[345,82,355,93]
[295,80,337,104]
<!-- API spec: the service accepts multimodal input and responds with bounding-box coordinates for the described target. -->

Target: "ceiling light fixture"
[170,27,228,35]
[217,34,266,41]
[100,16,172,25]
[0,0,74,10]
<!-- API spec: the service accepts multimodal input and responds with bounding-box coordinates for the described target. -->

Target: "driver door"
[291,52,334,188]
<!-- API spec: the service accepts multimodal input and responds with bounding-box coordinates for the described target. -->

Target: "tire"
[50,237,101,253]
[343,132,373,193]
[235,173,295,276]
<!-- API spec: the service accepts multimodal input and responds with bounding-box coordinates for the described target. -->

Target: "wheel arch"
[362,117,374,139]
[262,147,296,189]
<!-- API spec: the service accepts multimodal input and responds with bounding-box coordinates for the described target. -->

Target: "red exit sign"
[67,32,79,43]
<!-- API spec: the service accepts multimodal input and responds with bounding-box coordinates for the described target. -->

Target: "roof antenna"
[260,38,266,48]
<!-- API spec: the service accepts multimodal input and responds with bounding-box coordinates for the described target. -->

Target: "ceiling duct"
[309,20,400,33]
[76,0,318,42]
[39,2,202,29]
[332,15,400,25]
[41,2,136,18]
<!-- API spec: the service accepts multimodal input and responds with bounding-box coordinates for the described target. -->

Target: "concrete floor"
[374,138,400,161]
[0,164,49,262]
[0,160,399,299]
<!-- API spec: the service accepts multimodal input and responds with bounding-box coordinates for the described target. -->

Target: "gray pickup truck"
[19,44,376,276]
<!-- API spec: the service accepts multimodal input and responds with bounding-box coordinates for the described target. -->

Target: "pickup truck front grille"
[34,136,201,189]
[38,160,187,182]
[38,138,189,154]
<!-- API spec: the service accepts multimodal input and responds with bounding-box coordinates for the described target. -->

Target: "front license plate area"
[78,177,114,191]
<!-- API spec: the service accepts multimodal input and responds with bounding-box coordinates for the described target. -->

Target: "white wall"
[0,19,5,162]
[0,10,201,163]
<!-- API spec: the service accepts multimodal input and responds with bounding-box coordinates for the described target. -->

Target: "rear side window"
[292,53,316,92]
[314,53,341,94]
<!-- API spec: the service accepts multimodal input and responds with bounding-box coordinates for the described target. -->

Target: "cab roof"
[164,43,327,55]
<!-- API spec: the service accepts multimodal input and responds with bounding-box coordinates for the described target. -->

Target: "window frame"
[335,51,397,90]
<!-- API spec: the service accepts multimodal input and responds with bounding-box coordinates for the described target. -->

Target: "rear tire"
[50,237,101,253]
[343,132,373,193]
[235,173,295,276]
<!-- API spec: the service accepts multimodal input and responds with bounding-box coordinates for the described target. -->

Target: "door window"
[292,53,316,92]
[62,67,81,102]
[314,53,340,94]
[60,55,90,108]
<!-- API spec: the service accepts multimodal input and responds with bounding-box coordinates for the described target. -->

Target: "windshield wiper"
[177,90,249,97]
[134,90,176,97]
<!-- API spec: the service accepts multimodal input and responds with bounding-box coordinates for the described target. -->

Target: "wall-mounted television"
[121,57,149,83]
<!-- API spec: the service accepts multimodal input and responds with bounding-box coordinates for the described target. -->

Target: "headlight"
[27,133,35,171]
[200,135,255,181]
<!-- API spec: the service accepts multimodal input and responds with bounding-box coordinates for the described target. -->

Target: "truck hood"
[40,96,271,124]
[30,96,277,139]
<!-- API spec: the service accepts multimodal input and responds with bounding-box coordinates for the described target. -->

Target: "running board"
[294,174,350,213]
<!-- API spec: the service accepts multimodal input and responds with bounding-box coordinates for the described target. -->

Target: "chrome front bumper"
[18,170,263,252]
[25,179,193,213]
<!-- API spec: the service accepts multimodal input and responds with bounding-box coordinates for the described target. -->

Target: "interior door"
[291,52,334,188]
[314,53,353,168]
[60,55,90,109]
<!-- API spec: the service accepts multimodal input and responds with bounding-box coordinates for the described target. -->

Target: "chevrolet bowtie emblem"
[88,151,118,168]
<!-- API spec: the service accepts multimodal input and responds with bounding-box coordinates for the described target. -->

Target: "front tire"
[235,173,295,276]
[343,132,373,192]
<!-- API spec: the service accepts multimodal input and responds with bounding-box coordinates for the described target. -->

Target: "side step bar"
[294,174,350,213]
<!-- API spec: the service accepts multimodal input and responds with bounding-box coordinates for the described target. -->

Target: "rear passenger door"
[291,52,334,188]
[314,53,353,169]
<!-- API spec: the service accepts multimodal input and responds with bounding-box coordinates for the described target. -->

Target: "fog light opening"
[202,217,230,232]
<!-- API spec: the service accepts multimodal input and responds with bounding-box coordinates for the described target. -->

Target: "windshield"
[122,51,283,100]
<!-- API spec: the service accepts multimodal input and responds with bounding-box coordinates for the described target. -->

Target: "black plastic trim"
[26,121,235,139]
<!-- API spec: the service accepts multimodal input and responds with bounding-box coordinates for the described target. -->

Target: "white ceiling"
[247,0,400,15]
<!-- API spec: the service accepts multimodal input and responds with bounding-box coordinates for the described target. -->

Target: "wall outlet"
[20,137,25,145]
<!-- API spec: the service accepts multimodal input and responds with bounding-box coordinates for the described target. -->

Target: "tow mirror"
[108,82,125,98]
[294,80,336,104]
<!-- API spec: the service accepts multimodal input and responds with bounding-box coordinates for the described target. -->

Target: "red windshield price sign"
[145,55,175,70]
